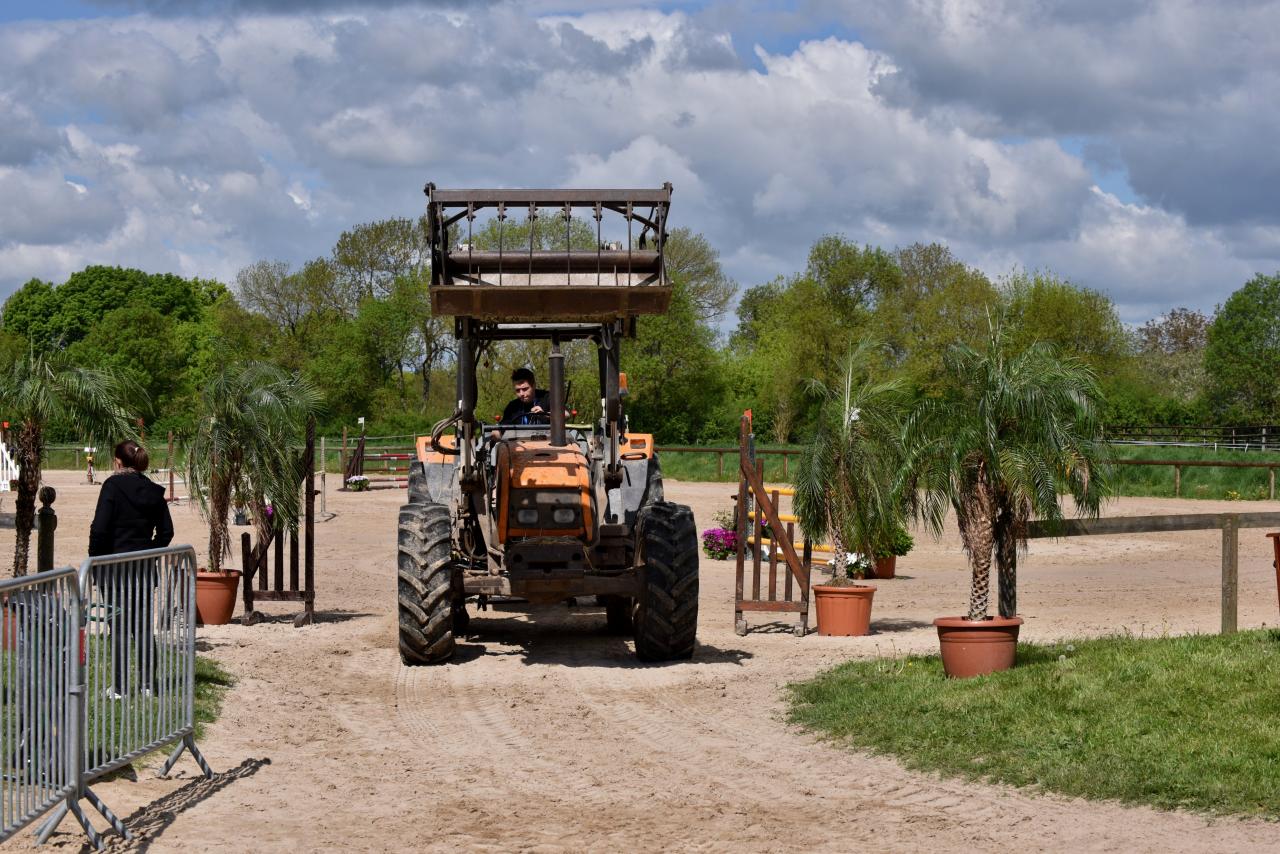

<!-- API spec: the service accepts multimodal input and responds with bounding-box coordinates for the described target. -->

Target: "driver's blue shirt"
[501,389,551,425]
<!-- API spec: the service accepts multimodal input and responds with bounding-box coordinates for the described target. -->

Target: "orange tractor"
[397,184,699,664]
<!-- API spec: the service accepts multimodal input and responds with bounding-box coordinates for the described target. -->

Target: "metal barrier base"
[34,736,214,850]
[34,787,130,851]
[161,734,214,779]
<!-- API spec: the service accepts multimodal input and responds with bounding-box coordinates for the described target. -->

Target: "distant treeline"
[3,213,1278,444]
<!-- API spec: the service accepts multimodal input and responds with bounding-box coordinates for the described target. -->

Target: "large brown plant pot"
[196,570,242,626]
[934,616,1023,678]
[873,556,897,579]
[814,584,876,636]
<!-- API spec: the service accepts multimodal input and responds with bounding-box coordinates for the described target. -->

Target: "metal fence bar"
[0,568,79,845]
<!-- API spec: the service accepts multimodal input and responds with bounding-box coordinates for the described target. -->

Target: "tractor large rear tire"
[397,501,456,665]
[406,461,429,504]
[633,501,699,662]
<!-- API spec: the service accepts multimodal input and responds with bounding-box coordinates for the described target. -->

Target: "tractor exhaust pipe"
[549,341,566,447]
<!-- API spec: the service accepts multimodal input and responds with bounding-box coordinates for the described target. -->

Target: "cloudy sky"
[2,0,1278,324]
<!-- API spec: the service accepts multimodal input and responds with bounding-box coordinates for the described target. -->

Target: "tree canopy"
[0,217,1268,447]
[1205,273,1280,422]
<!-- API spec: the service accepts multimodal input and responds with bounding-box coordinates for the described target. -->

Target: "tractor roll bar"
[423,184,673,317]
[427,187,672,205]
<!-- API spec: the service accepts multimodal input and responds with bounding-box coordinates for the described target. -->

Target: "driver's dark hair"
[511,367,536,385]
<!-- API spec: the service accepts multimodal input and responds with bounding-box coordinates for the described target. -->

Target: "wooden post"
[1270,467,1275,501]
[1269,533,1280,620]
[716,451,723,479]
[752,459,764,601]
[1221,514,1238,635]
[240,532,256,621]
[767,489,779,601]
[784,521,794,602]
[800,538,811,636]
[289,529,300,592]
[274,522,285,592]
[36,487,56,574]
[302,418,316,626]
[1174,464,1182,497]
[734,416,750,635]
[340,426,348,489]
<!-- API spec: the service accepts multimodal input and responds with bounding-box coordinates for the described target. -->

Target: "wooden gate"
[734,413,811,636]
[240,420,317,627]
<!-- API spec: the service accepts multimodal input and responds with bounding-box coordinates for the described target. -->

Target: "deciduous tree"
[1205,273,1280,422]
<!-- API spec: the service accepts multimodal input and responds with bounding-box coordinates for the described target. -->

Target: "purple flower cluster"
[701,526,738,560]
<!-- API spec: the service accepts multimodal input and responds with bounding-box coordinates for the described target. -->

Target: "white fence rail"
[0,441,18,492]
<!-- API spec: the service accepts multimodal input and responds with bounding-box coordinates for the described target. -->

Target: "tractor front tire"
[397,501,456,665]
[634,501,699,662]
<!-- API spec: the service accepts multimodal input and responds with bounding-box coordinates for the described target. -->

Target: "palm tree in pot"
[185,363,320,621]
[901,319,1108,675]
[0,350,137,576]
[794,343,907,636]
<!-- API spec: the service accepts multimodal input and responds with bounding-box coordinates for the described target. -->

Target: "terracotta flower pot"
[873,556,897,579]
[196,570,242,626]
[934,615,1023,678]
[814,584,876,636]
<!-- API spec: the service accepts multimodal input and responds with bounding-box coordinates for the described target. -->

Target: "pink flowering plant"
[701,527,738,560]
[701,508,739,560]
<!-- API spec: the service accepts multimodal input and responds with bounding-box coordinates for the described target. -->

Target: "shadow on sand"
[58,757,270,853]
[449,602,753,669]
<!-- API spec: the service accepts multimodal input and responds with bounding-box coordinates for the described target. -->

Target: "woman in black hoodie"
[89,440,173,557]
[89,440,174,697]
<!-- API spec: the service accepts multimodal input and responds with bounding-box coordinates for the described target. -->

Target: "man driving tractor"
[501,368,549,425]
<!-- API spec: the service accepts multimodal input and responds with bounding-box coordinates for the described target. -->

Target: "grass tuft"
[194,655,234,740]
[789,630,1280,817]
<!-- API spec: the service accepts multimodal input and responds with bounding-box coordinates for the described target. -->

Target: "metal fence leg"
[83,787,131,840]
[65,800,104,851]
[160,733,214,779]
[33,802,68,843]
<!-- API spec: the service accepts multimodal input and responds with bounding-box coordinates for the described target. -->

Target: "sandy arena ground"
[6,469,1280,852]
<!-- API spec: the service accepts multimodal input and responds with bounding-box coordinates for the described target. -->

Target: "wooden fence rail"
[1026,512,1280,634]
[1115,458,1280,498]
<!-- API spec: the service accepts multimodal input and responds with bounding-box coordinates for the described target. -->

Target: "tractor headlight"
[551,508,577,525]
[516,509,539,525]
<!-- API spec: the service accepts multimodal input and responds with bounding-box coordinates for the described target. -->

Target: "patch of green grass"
[789,630,1280,817]
[193,655,234,740]
[658,445,800,483]
[1109,445,1280,500]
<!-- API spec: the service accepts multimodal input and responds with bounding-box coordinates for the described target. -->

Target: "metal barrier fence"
[78,546,211,783]
[0,567,80,844]
[0,546,213,850]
